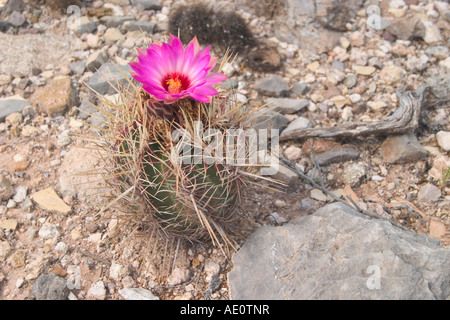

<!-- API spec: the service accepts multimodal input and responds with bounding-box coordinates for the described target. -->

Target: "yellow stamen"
[166,76,182,94]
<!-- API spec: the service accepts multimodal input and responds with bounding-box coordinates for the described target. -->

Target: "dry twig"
[280,86,431,141]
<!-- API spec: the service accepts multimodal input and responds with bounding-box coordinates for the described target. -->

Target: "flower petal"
[131,35,226,104]
[189,92,212,103]
[194,85,218,96]
[204,73,228,85]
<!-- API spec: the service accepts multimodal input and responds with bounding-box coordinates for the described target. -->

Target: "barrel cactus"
[94,35,257,251]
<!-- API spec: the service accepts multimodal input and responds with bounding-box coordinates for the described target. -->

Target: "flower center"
[165,74,183,94]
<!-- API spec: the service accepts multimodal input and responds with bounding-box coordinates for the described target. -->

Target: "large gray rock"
[228,202,450,300]
[88,62,133,95]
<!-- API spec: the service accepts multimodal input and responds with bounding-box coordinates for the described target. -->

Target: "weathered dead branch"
[280,86,431,141]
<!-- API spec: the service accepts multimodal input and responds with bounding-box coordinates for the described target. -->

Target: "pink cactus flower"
[130,34,227,104]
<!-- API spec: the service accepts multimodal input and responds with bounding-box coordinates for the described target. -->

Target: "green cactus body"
[116,117,240,241]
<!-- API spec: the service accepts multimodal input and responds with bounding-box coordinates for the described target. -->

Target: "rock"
[38,76,78,117]
[0,73,12,85]
[109,0,130,5]
[204,262,220,283]
[103,28,125,43]
[21,197,33,210]
[406,54,429,72]
[292,82,309,96]
[88,62,133,95]
[342,162,366,186]
[119,288,159,300]
[332,60,345,70]
[57,146,104,202]
[121,21,156,33]
[109,262,126,281]
[352,65,376,75]
[131,0,162,10]
[0,241,12,261]
[316,0,364,31]
[268,212,288,225]
[13,185,27,203]
[86,34,99,48]
[271,164,299,187]
[228,202,450,300]
[5,112,22,125]
[30,188,71,215]
[343,74,358,89]
[349,31,364,47]
[281,117,312,137]
[100,15,134,28]
[380,133,427,164]
[379,65,405,83]
[87,281,107,300]
[425,46,448,60]
[315,147,360,166]
[274,199,287,208]
[330,95,348,109]
[55,242,69,254]
[57,130,71,148]
[284,146,302,161]
[368,101,386,111]
[310,189,327,202]
[7,199,16,208]
[38,223,60,240]
[386,15,425,40]
[7,250,26,268]
[167,267,191,286]
[0,95,31,122]
[0,175,15,201]
[349,94,361,103]
[72,16,97,35]
[86,49,108,72]
[306,61,320,72]
[29,76,46,86]
[439,58,450,72]
[77,100,98,120]
[254,75,290,97]
[69,61,86,76]
[32,273,69,300]
[7,11,25,27]
[327,69,346,84]
[423,21,442,44]
[250,108,289,132]
[266,98,309,114]
[0,33,79,76]
[0,219,18,231]
[436,131,450,152]
[21,125,40,137]
[13,160,29,172]
[417,184,442,204]
[0,20,10,32]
